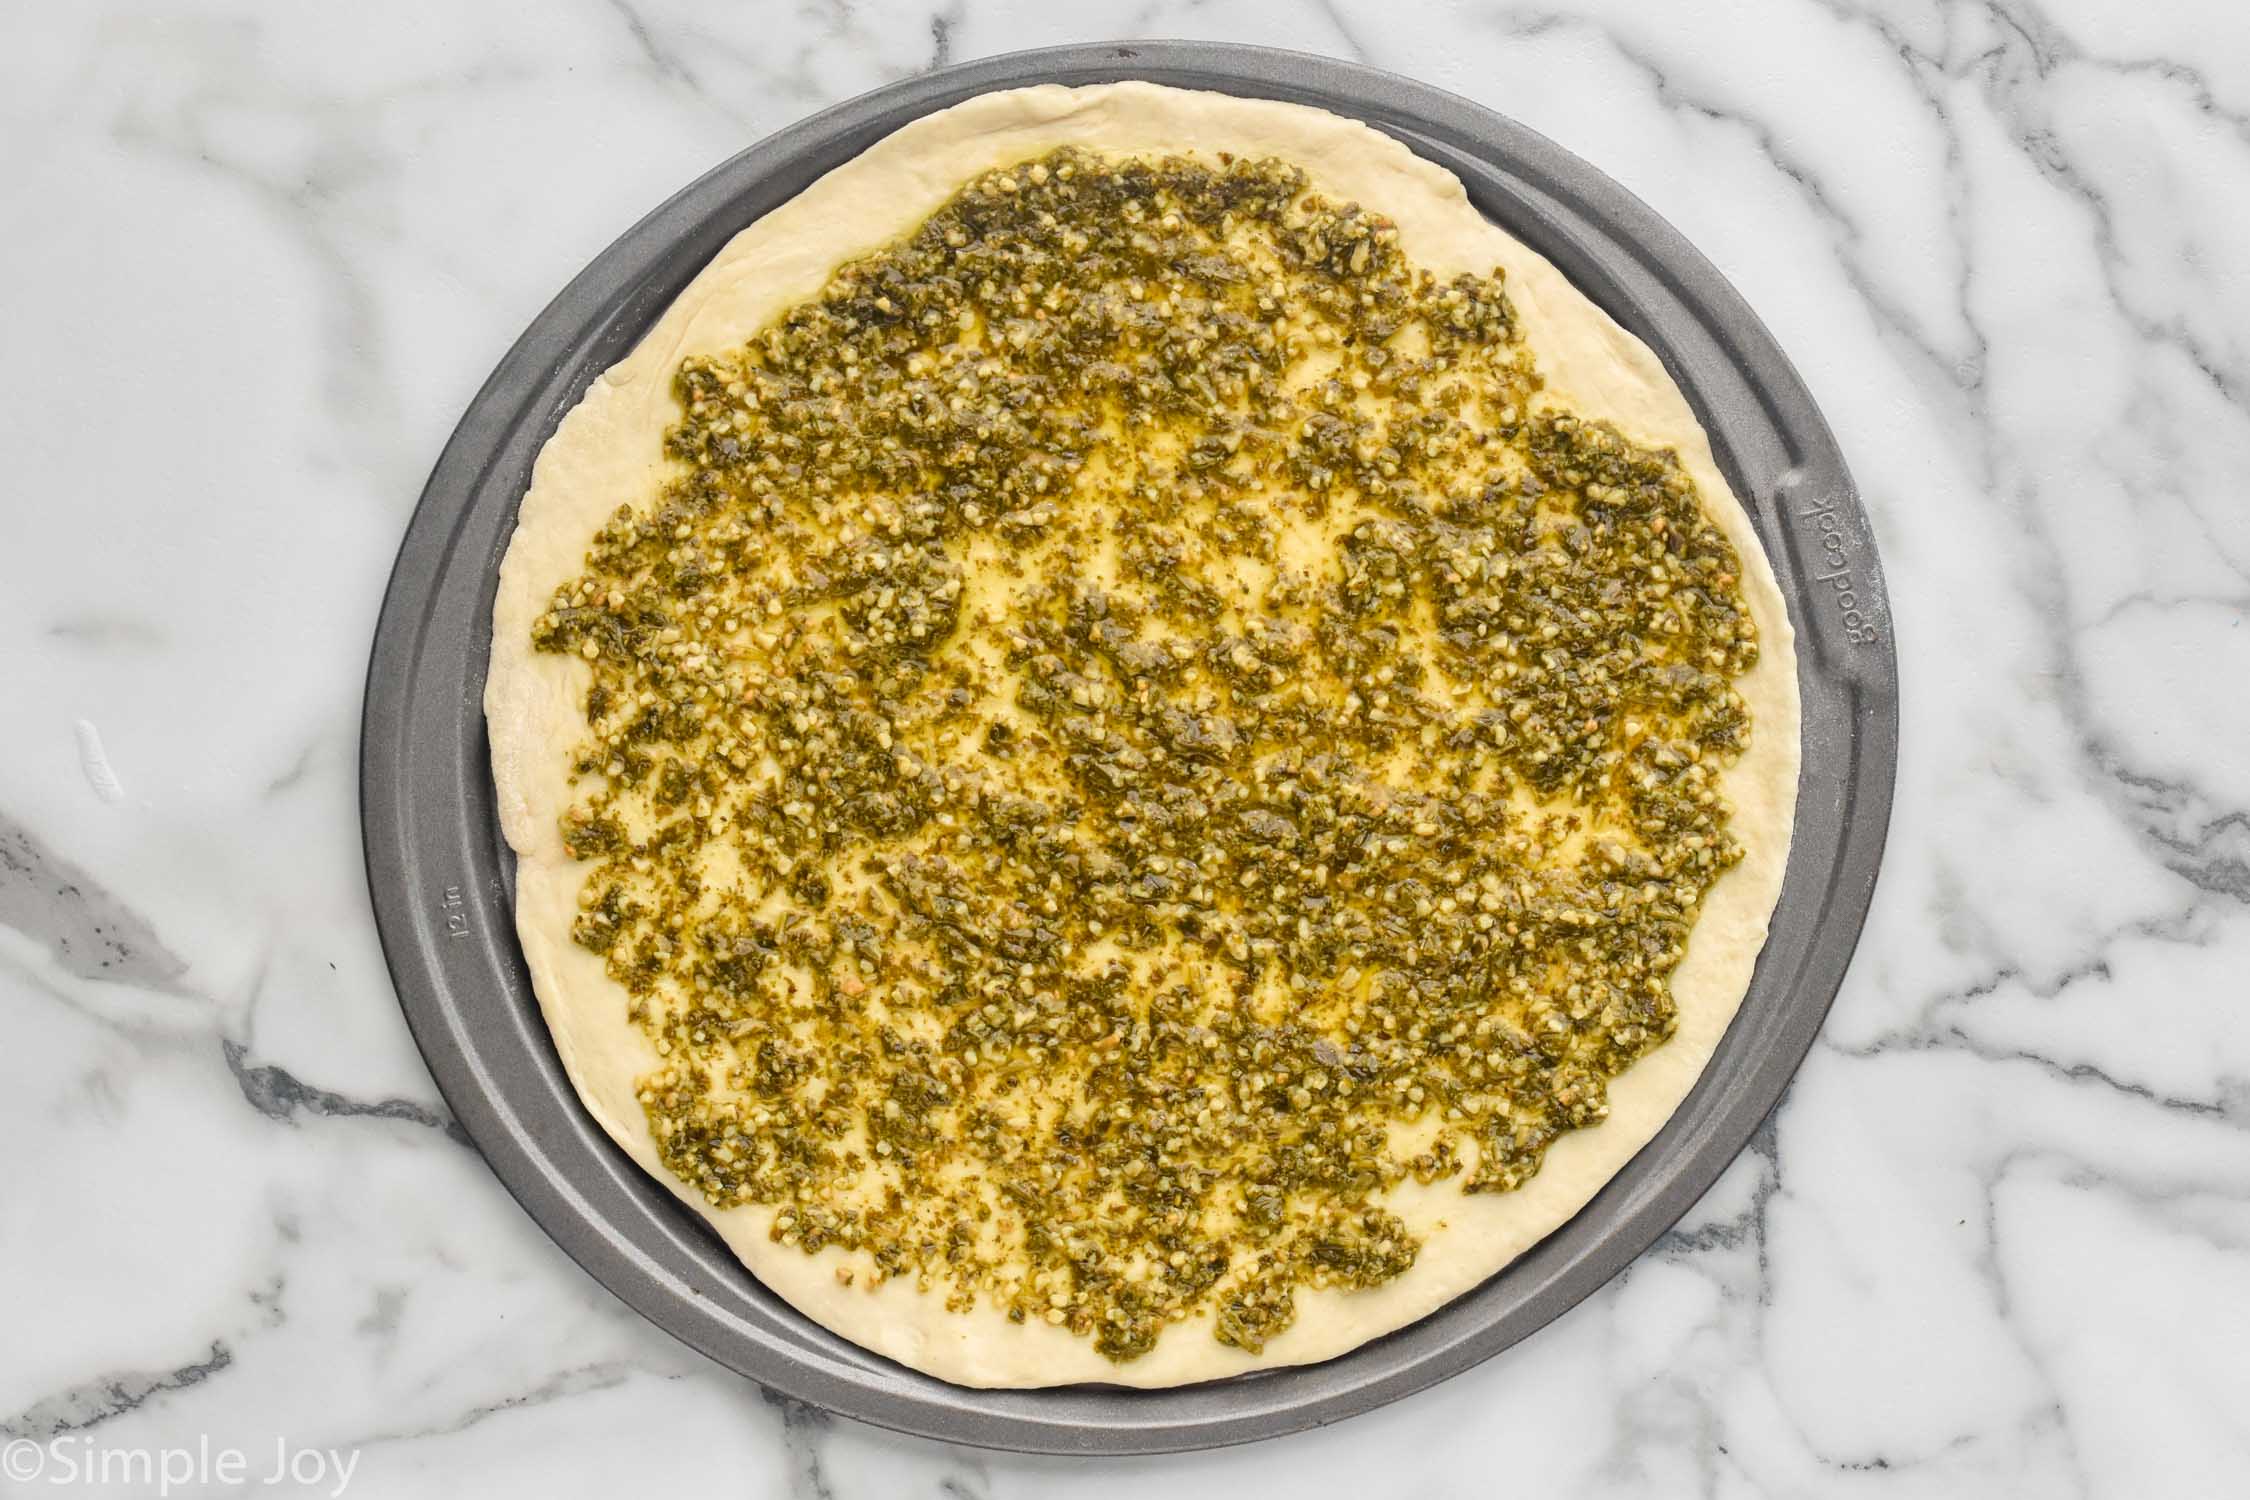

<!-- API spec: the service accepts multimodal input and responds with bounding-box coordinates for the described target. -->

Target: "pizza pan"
[362,41,1896,1454]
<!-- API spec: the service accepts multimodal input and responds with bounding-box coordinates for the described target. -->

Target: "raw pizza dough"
[486,81,1800,1388]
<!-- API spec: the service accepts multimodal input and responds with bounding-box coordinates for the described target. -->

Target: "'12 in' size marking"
[441,884,470,940]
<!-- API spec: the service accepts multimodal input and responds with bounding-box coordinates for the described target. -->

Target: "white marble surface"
[4,0,2247,1494]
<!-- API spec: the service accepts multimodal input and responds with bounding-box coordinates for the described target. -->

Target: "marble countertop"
[6,1,2247,1495]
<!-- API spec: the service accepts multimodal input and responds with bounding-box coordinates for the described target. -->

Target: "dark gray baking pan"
[362,41,1896,1455]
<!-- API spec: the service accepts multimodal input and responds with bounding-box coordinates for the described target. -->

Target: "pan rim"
[361,39,1897,1454]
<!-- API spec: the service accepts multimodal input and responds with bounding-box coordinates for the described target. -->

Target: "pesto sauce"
[529,147,1758,1363]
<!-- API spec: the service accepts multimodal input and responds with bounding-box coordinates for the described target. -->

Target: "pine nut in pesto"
[527,146,1759,1364]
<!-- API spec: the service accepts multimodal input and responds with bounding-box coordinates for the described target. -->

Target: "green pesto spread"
[529,146,1758,1363]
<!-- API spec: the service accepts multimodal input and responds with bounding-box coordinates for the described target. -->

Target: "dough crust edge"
[483,80,1802,1389]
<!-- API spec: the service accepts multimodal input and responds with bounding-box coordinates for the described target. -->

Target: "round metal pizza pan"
[362,40,1897,1455]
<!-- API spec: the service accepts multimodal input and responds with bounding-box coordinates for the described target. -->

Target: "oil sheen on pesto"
[528,147,1759,1364]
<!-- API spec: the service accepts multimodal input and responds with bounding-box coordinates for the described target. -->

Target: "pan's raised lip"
[361,40,1897,1455]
